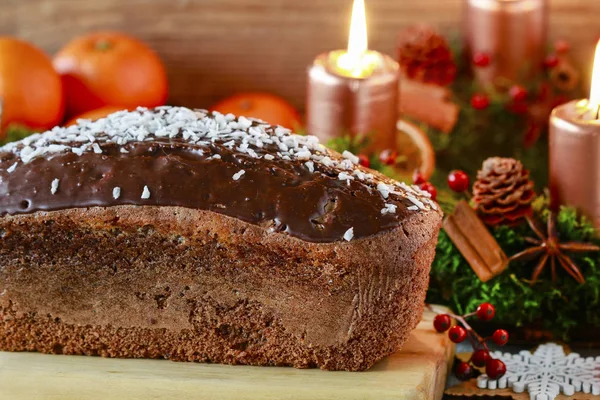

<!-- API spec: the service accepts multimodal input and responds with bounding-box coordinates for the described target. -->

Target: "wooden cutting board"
[0,307,454,400]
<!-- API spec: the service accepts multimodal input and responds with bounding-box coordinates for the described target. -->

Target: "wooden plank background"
[0,0,599,110]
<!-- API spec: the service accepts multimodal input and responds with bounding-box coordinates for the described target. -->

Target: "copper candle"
[306,0,399,150]
[464,0,548,85]
[549,42,600,229]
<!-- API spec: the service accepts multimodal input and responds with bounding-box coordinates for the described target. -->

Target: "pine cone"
[473,157,536,226]
[397,25,457,86]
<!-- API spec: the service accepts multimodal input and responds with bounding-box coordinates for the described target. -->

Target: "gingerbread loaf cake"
[0,107,442,371]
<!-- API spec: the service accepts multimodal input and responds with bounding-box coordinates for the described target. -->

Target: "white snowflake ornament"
[477,343,600,400]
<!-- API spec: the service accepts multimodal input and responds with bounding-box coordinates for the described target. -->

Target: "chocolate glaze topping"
[0,107,437,242]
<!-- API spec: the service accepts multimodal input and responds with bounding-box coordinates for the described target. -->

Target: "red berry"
[492,329,509,346]
[471,93,490,110]
[554,39,570,54]
[379,149,397,166]
[419,182,437,201]
[448,326,467,343]
[544,54,559,69]
[509,85,528,102]
[447,170,469,193]
[476,303,496,321]
[473,52,491,68]
[471,349,490,368]
[485,358,507,380]
[433,314,452,333]
[357,154,370,168]
[412,170,426,185]
[455,362,473,381]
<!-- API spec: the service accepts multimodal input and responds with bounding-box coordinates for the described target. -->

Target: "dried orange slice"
[394,119,435,181]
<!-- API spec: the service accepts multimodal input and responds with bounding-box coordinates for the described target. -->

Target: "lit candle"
[549,41,600,229]
[306,0,399,150]
[464,0,547,86]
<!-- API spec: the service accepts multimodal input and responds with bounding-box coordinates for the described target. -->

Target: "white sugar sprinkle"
[141,185,151,199]
[113,187,121,199]
[407,195,425,210]
[342,150,359,164]
[338,172,354,181]
[264,154,275,160]
[377,182,390,199]
[407,205,419,211]
[343,227,354,242]
[50,178,59,194]
[232,170,246,181]
[305,161,314,173]
[381,203,398,215]
[6,162,17,173]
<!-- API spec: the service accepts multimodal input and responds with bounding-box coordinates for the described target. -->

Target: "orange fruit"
[210,93,301,130]
[53,31,168,118]
[0,37,64,135]
[65,105,129,126]
[394,120,436,181]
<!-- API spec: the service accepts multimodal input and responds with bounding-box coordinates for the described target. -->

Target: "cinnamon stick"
[399,78,459,134]
[443,200,508,282]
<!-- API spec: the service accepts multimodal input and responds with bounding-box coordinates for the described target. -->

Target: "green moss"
[426,205,600,339]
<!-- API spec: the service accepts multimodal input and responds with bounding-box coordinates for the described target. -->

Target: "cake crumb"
[232,170,245,181]
[50,178,59,194]
[343,227,354,241]
[113,187,121,200]
[141,186,151,199]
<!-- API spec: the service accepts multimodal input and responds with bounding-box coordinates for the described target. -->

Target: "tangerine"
[53,31,168,117]
[0,37,64,135]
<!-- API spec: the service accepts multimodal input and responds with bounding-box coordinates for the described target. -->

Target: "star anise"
[509,212,600,285]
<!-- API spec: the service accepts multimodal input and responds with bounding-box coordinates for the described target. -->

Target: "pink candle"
[306,0,399,151]
[464,0,548,86]
[549,42,600,229]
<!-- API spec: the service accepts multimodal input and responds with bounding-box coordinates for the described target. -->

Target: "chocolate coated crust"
[0,205,441,371]
[0,107,437,243]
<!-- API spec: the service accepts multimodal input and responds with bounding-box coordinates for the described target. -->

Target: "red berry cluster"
[432,303,508,381]
[412,170,437,201]
[470,52,492,110]
[544,39,570,69]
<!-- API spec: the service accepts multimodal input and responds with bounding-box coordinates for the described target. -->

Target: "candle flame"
[347,0,368,62]
[332,0,380,78]
[590,40,600,107]
[334,0,373,77]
